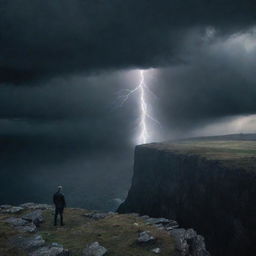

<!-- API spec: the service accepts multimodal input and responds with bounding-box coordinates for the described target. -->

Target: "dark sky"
[0,0,256,210]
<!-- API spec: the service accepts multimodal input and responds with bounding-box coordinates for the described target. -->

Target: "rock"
[22,210,44,227]
[29,246,69,256]
[84,212,114,220]
[0,204,12,209]
[144,217,170,225]
[166,223,179,231]
[170,228,210,256]
[185,228,197,240]
[1,206,24,213]
[5,217,28,226]
[154,223,165,230]
[152,248,161,254]
[21,203,53,210]
[82,241,107,256]
[137,231,156,243]
[166,220,179,230]
[129,213,139,217]
[186,233,210,256]
[16,223,37,233]
[140,215,150,219]
[169,228,189,255]
[51,242,63,248]
[11,234,45,251]
[20,202,38,208]
[4,216,37,233]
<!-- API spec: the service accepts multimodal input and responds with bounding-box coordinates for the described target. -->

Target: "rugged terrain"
[118,134,256,256]
[0,203,209,256]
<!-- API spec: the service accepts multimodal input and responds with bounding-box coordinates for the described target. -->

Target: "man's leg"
[54,208,58,226]
[60,208,64,226]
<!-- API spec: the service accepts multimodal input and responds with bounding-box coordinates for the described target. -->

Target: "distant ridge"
[179,133,256,142]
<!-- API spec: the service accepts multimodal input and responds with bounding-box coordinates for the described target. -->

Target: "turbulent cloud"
[146,28,256,138]
[1,0,256,83]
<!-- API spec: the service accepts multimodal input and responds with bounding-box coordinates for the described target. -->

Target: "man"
[53,185,66,226]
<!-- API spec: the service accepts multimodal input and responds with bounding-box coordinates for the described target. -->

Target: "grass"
[147,140,256,170]
[0,208,175,256]
[0,215,27,256]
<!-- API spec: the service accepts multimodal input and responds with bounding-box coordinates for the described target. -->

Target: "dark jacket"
[53,191,66,209]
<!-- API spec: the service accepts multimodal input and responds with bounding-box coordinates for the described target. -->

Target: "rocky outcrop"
[22,210,44,227]
[1,203,70,256]
[10,234,46,251]
[137,231,156,243]
[118,143,256,256]
[1,202,208,256]
[82,242,108,256]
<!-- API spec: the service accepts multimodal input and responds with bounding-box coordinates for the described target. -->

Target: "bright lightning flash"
[119,70,159,145]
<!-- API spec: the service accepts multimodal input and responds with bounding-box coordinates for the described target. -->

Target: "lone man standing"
[53,185,66,226]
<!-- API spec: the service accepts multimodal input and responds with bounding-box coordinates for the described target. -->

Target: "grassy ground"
[0,214,27,256]
[0,208,175,256]
[147,140,256,170]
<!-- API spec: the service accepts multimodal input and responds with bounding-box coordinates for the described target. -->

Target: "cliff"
[118,135,256,256]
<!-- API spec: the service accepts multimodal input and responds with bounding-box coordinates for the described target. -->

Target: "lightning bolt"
[119,70,159,145]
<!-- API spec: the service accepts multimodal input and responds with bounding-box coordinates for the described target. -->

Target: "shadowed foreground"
[0,203,177,256]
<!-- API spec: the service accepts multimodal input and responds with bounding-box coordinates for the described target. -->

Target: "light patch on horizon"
[192,114,256,137]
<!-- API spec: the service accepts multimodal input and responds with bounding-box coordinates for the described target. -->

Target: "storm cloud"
[150,29,256,137]
[1,0,256,83]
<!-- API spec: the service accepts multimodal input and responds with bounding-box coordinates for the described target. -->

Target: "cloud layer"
[1,0,256,83]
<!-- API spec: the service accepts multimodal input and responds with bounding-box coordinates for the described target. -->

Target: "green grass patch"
[38,209,174,256]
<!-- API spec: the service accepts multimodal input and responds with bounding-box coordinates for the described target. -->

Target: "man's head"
[58,185,62,192]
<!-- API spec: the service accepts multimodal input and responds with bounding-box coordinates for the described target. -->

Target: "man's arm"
[62,195,66,208]
[53,194,56,205]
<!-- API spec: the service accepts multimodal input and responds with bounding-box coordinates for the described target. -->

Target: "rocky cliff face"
[118,141,256,256]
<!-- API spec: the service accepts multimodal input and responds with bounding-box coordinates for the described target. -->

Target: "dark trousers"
[54,207,64,225]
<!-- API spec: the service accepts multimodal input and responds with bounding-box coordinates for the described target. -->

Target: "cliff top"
[143,134,256,171]
[0,203,177,256]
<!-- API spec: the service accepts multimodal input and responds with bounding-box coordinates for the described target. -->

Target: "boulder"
[21,203,53,210]
[22,210,44,227]
[165,220,179,230]
[187,234,210,256]
[137,231,156,243]
[11,234,45,251]
[29,246,69,256]
[0,204,12,209]
[140,215,150,220]
[169,228,189,255]
[152,248,161,254]
[82,242,107,256]
[154,223,165,230]
[144,217,170,225]
[1,206,24,213]
[16,223,37,233]
[4,217,37,233]
[20,203,38,208]
[51,242,63,248]
[84,212,115,220]
[5,217,28,226]
[170,228,210,256]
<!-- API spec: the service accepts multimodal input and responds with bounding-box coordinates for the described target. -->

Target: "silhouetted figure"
[53,185,66,226]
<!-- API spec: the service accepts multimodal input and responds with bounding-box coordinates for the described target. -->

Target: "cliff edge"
[0,202,209,256]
